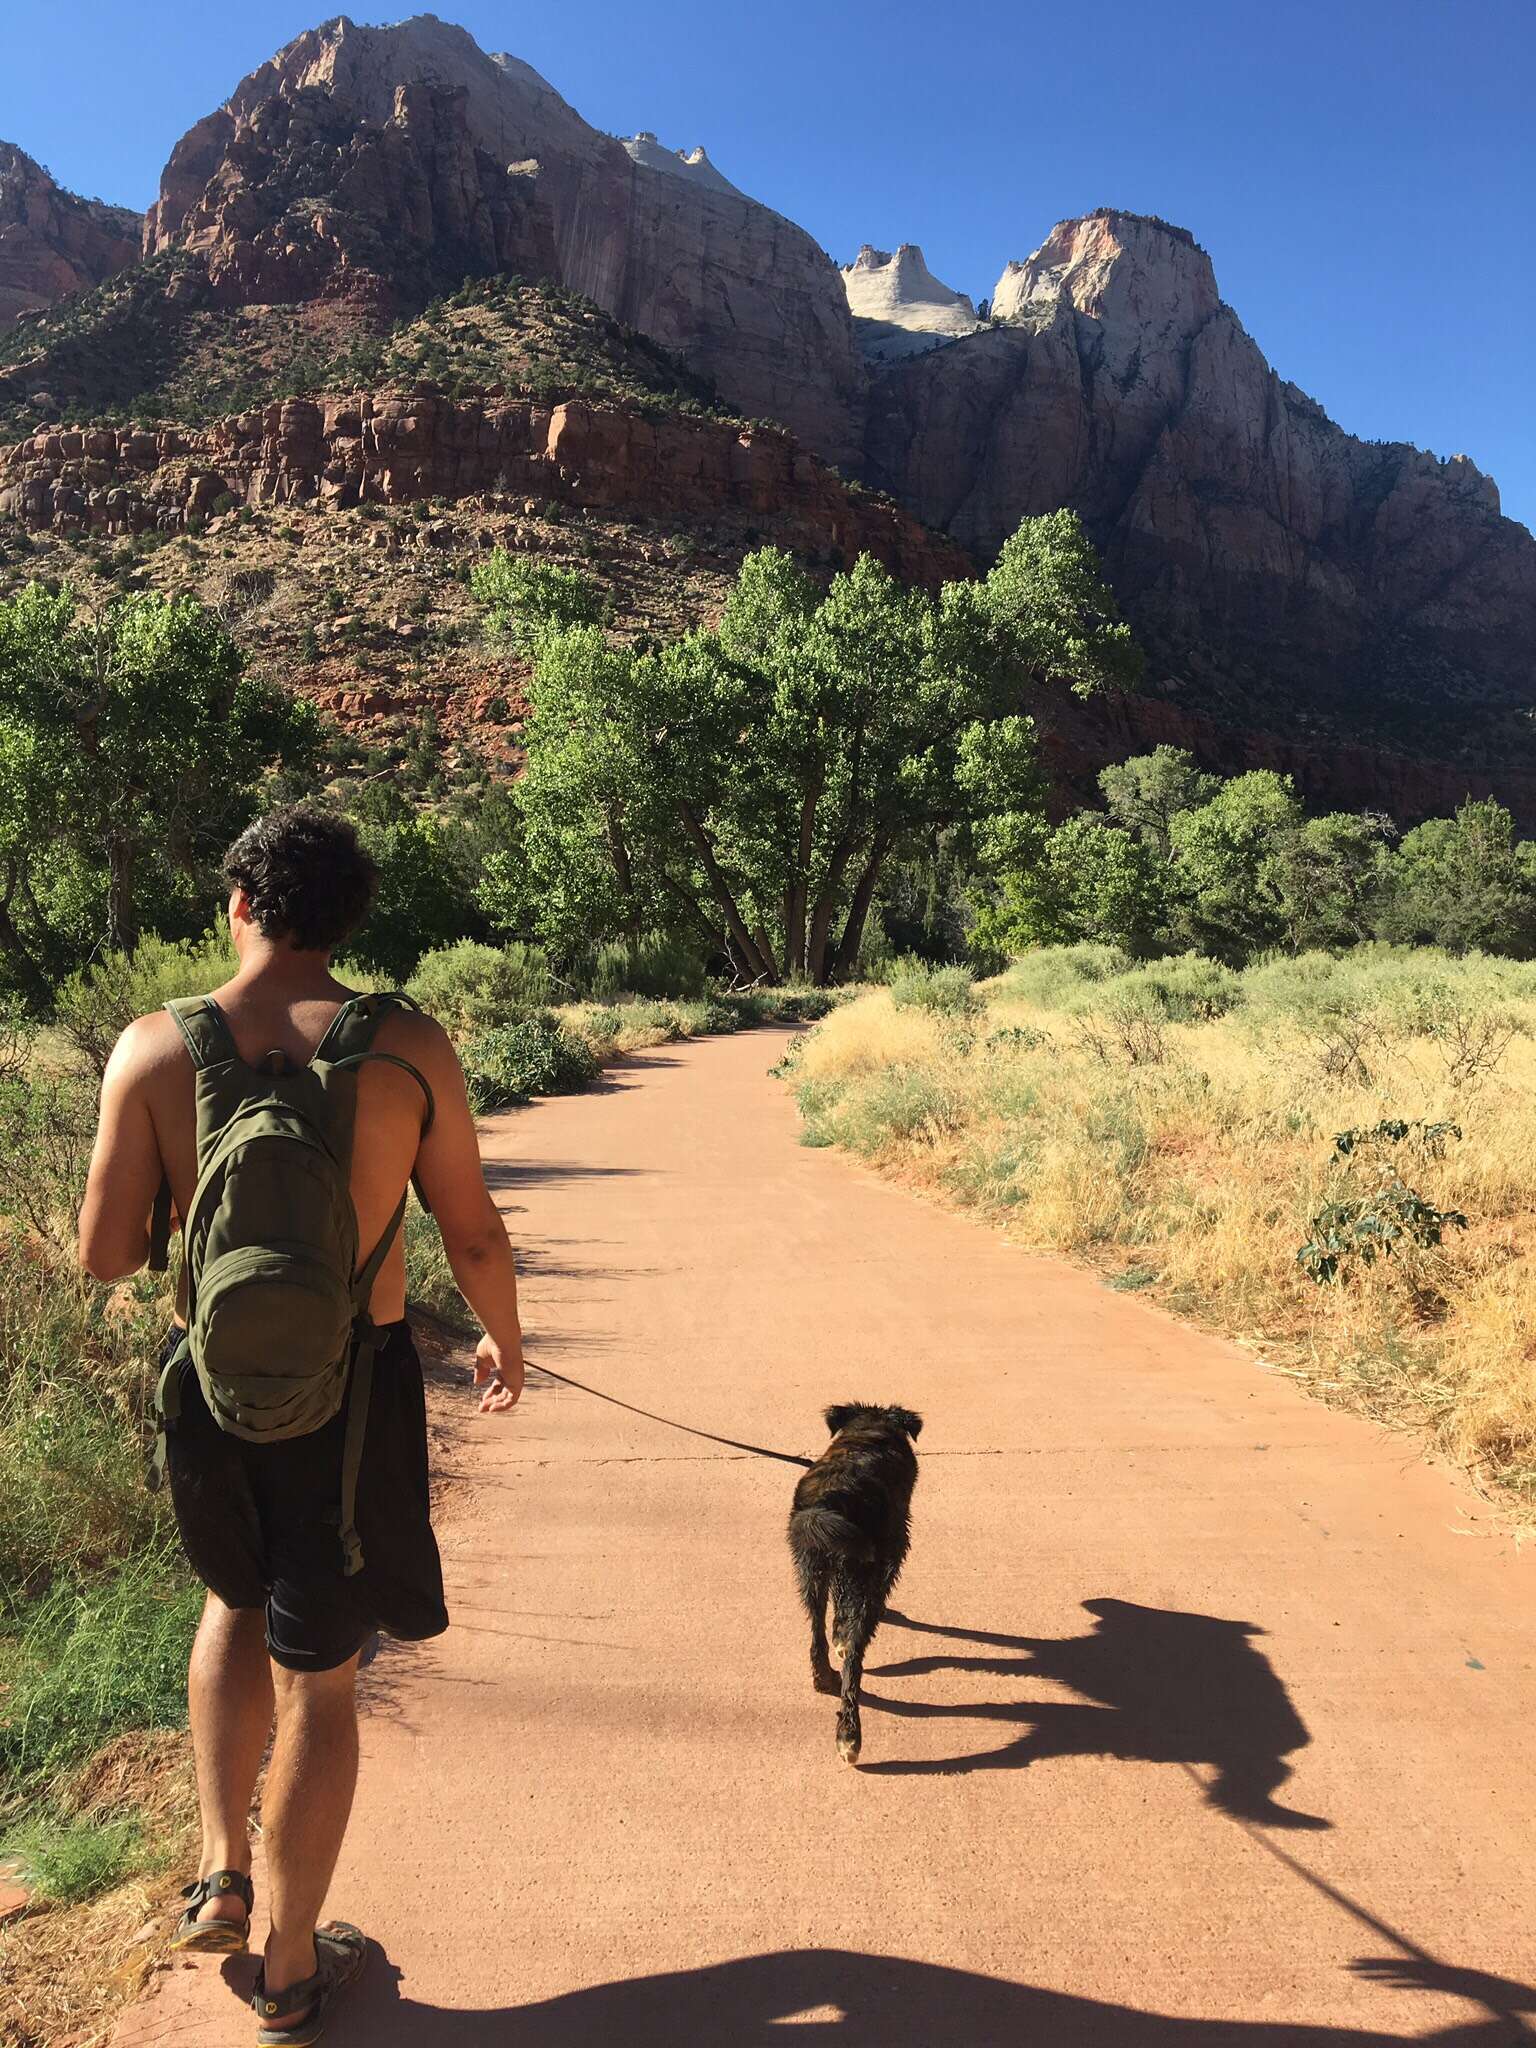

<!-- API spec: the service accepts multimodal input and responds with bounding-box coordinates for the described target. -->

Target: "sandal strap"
[181,1868,254,1914]
[251,1923,366,2026]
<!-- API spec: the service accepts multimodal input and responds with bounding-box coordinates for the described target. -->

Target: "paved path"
[117,1030,1532,2045]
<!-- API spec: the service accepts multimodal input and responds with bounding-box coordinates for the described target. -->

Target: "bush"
[996,943,1133,1006]
[55,931,236,1074]
[0,1810,145,1904]
[462,1013,599,1109]
[585,932,707,1001]
[888,959,982,1018]
[406,940,554,1037]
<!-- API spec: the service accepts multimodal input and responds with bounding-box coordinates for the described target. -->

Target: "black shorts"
[164,1322,449,1672]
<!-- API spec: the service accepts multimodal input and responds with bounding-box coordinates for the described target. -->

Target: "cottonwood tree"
[0,583,317,995]
[488,511,1141,982]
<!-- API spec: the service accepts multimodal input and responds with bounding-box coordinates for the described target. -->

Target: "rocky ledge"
[0,391,968,587]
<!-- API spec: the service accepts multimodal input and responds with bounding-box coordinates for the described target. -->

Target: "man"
[79,803,525,2045]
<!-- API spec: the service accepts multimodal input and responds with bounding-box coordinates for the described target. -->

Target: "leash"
[523,1360,813,1468]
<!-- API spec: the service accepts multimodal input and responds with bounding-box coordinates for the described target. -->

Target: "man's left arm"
[78,1021,165,1283]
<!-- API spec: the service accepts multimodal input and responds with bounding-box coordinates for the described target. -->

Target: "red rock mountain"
[1,24,1532,815]
[0,145,140,330]
[863,210,1536,773]
[141,13,862,464]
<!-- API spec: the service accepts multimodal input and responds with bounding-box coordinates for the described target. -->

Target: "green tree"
[971,813,1165,957]
[0,583,317,993]
[1269,811,1392,952]
[1099,746,1220,856]
[1375,798,1536,955]
[1167,770,1303,961]
[492,512,1139,984]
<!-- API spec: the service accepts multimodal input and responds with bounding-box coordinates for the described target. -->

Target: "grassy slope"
[788,946,1536,1516]
[0,271,732,440]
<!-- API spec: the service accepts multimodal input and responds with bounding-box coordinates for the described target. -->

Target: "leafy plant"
[1298,1121,1469,1284]
[461,1014,599,1109]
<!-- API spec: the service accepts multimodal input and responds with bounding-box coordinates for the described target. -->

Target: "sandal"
[169,1868,254,1953]
[251,1921,368,2046]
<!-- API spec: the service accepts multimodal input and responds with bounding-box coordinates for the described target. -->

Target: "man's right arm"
[410,1018,525,1413]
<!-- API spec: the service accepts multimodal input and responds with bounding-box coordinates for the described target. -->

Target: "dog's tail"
[789,1506,876,1563]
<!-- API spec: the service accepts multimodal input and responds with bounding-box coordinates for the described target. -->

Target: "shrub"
[55,931,237,1075]
[406,940,553,1037]
[888,959,982,1018]
[996,943,1133,1006]
[586,932,707,1001]
[461,1013,598,1109]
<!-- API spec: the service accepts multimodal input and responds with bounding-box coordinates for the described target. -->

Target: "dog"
[788,1402,922,1764]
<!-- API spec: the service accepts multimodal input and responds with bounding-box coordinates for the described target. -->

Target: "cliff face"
[841,244,981,362]
[863,209,1536,772]
[0,145,141,330]
[144,14,863,462]
[0,392,966,588]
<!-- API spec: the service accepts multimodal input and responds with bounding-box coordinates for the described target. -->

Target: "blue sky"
[4,1,1533,530]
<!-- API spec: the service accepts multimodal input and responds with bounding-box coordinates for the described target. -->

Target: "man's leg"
[187,1592,273,1927]
[260,1654,362,2019]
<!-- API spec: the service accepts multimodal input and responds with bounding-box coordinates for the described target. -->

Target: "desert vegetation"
[787,945,1536,1511]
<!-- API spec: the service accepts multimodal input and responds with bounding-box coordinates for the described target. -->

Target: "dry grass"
[790,949,1536,1515]
[0,1731,197,2048]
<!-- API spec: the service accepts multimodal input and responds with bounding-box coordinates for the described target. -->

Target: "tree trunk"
[805,836,859,984]
[785,781,821,979]
[605,811,643,942]
[105,833,137,953]
[676,805,776,981]
[831,836,892,982]
[0,866,52,1010]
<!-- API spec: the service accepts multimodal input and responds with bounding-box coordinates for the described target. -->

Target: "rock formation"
[862,209,1536,773]
[143,14,862,460]
[620,133,743,199]
[840,244,981,361]
[0,391,966,588]
[0,145,140,330]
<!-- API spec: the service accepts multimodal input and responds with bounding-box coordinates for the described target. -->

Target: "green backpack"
[148,991,435,1577]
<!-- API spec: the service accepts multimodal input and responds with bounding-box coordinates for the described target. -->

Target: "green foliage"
[888,958,982,1017]
[1298,1121,1469,1284]
[1166,770,1303,961]
[0,1810,146,1905]
[406,940,553,1037]
[1099,746,1220,856]
[471,554,609,650]
[584,931,708,1001]
[501,514,1136,984]
[0,1554,198,1781]
[461,1014,599,1109]
[0,584,317,994]
[1376,799,1536,955]
[54,930,236,1075]
[348,815,479,981]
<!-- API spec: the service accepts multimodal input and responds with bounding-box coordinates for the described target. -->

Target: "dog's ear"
[892,1407,923,1440]
[824,1403,863,1435]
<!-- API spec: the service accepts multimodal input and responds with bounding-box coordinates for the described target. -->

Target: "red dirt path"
[114,1029,1533,2045]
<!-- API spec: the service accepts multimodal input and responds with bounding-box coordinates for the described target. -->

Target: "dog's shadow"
[861,1596,1329,1830]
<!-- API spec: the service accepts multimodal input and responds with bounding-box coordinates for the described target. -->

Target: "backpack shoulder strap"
[165,996,239,1071]
[315,993,436,1136]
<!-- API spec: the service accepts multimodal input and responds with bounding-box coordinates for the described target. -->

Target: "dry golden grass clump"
[790,945,1536,1511]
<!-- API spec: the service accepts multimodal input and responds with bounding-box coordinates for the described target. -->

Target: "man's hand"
[473,1332,524,1414]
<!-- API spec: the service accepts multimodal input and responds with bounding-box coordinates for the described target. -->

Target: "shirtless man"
[78,804,524,2045]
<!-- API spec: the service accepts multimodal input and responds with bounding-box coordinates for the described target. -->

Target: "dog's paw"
[813,1667,840,1696]
[837,1732,862,1766]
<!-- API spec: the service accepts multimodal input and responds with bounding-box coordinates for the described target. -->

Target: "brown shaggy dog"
[788,1402,922,1763]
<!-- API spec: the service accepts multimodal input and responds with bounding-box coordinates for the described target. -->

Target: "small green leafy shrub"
[462,1014,599,1109]
[888,960,981,1018]
[55,932,237,1075]
[1298,1121,1469,1284]
[406,941,553,1037]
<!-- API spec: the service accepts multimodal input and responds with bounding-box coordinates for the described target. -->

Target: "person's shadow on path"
[328,1946,1536,2046]
[859,1597,1328,1829]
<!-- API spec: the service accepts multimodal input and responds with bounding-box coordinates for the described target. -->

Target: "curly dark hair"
[222,805,378,953]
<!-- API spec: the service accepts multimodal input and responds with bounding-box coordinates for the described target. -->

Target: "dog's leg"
[834,1576,882,1766]
[796,1553,839,1695]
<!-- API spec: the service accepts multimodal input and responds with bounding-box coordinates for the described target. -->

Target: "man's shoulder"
[112,1006,194,1078]
[370,1000,457,1068]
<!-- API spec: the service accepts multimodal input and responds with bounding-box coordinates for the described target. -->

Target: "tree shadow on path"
[329,1946,1536,2047]
[860,1598,1328,1829]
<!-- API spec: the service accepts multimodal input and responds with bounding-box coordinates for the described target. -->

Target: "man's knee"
[271,1654,359,1721]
